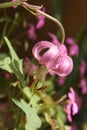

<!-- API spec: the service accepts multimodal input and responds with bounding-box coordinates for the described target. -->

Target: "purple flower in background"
[75,92,83,110]
[27,24,37,40]
[4,72,10,79]
[36,15,45,29]
[23,57,38,76]
[58,77,66,85]
[69,44,79,57]
[80,78,87,94]
[71,123,78,130]
[36,8,45,29]
[66,38,79,57]
[32,39,73,77]
[66,38,75,45]
[66,87,78,122]
[79,60,86,77]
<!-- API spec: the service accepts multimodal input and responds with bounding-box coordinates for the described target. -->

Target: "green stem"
[37,9,65,44]
[0,1,22,9]
[0,21,10,47]
[22,2,65,44]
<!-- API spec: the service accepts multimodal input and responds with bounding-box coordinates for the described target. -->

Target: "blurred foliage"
[0,0,87,130]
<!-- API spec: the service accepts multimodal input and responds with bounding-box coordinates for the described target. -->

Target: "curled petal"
[53,55,73,77]
[32,41,59,68]
[42,46,60,68]
[48,32,67,55]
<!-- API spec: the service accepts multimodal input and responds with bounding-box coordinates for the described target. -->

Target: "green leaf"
[0,53,12,72]
[0,53,8,59]
[9,59,25,86]
[23,87,41,106]
[4,36,23,74]
[4,36,25,86]
[4,37,19,61]
[0,56,13,73]
[12,99,42,130]
[56,106,67,130]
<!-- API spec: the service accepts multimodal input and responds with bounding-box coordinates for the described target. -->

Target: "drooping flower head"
[32,35,73,77]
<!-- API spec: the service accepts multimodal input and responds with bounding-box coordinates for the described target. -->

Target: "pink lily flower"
[32,39,73,77]
[66,87,78,122]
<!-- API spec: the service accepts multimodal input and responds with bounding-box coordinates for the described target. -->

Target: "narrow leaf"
[4,36,19,61]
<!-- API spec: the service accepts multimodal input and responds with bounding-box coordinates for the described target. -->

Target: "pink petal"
[66,104,72,122]
[32,41,59,68]
[53,55,73,77]
[72,103,78,115]
[59,44,68,55]
[47,32,60,46]
[68,87,75,101]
